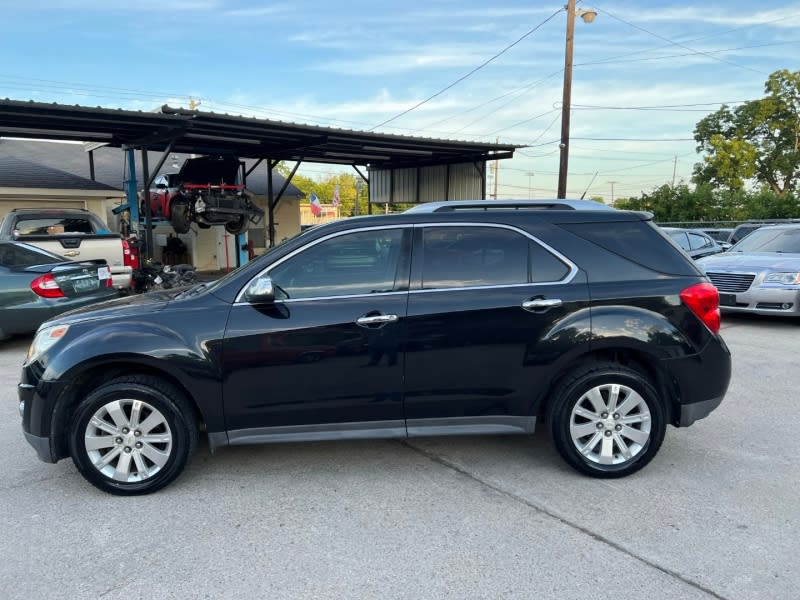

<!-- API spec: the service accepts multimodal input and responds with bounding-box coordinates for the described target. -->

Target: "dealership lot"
[0,316,797,600]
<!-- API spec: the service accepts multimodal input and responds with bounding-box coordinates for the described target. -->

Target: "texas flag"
[309,193,322,216]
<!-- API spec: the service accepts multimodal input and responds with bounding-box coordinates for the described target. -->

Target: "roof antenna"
[580,171,598,200]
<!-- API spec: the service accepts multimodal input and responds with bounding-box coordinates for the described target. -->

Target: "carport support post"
[267,160,275,248]
[125,148,139,227]
[141,148,153,262]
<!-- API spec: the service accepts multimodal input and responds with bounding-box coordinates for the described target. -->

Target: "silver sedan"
[697,224,800,317]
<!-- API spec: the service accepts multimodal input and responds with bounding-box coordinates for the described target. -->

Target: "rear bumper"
[663,334,731,427]
[677,394,724,427]
[111,266,133,289]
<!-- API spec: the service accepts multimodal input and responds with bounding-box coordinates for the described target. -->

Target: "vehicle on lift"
[19,200,731,495]
[143,155,264,236]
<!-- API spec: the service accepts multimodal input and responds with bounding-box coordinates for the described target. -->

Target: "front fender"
[40,319,226,433]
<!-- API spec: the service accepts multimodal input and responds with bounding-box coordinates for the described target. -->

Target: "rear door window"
[417,225,569,289]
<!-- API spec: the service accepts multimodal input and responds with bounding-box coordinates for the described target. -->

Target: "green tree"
[693,69,800,195]
[275,164,370,216]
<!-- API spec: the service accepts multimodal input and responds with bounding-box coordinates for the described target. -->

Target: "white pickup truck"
[0,208,133,290]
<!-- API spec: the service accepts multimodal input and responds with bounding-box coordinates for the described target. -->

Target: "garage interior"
[0,99,519,270]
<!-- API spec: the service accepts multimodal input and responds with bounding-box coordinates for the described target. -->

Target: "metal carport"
[0,99,520,262]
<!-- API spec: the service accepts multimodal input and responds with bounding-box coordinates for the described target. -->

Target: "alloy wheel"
[569,383,652,465]
[84,399,173,482]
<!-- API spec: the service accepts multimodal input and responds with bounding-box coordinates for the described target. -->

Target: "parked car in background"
[0,241,116,340]
[19,200,731,495]
[662,227,725,260]
[701,228,734,243]
[728,222,767,245]
[698,224,800,317]
[0,208,133,290]
[701,227,733,250]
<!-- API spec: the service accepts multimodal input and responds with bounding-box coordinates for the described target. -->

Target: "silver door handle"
[356,314,399,326]
[522,298,563,312]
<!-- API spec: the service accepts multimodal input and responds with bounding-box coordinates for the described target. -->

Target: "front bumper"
[19,367,70,464]
[719,286,800,316]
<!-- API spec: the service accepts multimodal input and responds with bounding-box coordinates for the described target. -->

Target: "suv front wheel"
[547,363,666,478]
[68,375,197,495]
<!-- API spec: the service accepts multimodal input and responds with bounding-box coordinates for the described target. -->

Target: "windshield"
[731,227,800,253]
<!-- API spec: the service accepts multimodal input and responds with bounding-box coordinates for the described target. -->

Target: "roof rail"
[404,199,614,213]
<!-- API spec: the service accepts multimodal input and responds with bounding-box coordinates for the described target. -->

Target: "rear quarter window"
[558,221,700,276]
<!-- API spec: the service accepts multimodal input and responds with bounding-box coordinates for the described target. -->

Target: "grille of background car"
[706,272,756,292]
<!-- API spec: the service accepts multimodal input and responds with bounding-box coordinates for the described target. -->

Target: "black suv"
[19,200,731,495]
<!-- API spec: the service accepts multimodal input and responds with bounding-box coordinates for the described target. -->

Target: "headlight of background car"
[763,272,800,285]
[26,324,70,363]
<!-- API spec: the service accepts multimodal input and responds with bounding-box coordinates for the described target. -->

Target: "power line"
[368,7,564,131]
[593,5,769,76]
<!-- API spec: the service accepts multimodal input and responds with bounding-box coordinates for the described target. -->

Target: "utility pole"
[672,155,677,188]
[557,0,577,199]
[490,136,500,199]
[607,180,618,206]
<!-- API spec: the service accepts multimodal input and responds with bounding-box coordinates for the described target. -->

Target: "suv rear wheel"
[68,375,197,495]
[547,363,666,477]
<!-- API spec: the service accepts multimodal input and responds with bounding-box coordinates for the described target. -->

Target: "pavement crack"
[401,440,730,600]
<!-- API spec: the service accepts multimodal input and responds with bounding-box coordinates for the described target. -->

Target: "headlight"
[26,324,70,363]
[763,272,800,285]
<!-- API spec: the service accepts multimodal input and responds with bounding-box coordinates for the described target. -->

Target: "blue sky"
[1,0,799,201]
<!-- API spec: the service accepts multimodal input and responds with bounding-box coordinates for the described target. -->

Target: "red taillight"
[31,273,65,298]
[680,282,721,334]
[122,238,140,270]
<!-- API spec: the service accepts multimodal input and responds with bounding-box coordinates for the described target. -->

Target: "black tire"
[224,216,248,235]
[546,362,666,478]
[68,375,197,495]
[170,199,192,234]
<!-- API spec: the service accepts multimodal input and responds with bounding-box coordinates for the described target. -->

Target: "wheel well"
[541,348,679,424]
[51,362,206,460]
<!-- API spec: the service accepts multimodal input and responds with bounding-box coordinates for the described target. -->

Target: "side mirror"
[243,275,275,304]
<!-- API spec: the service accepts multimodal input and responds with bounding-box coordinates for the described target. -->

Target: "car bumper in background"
[111,266,133,289]
[718,287,800,317]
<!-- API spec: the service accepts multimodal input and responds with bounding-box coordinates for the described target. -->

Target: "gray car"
[697,224,800,317]
[662,227,725,260]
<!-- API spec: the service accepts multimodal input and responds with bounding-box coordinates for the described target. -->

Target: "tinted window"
[732,227,800,253]
[269,229,404,299]
[559,221,698,276]
[529,241,570,282]
[0,243,62,267]
[421,226,528,289]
